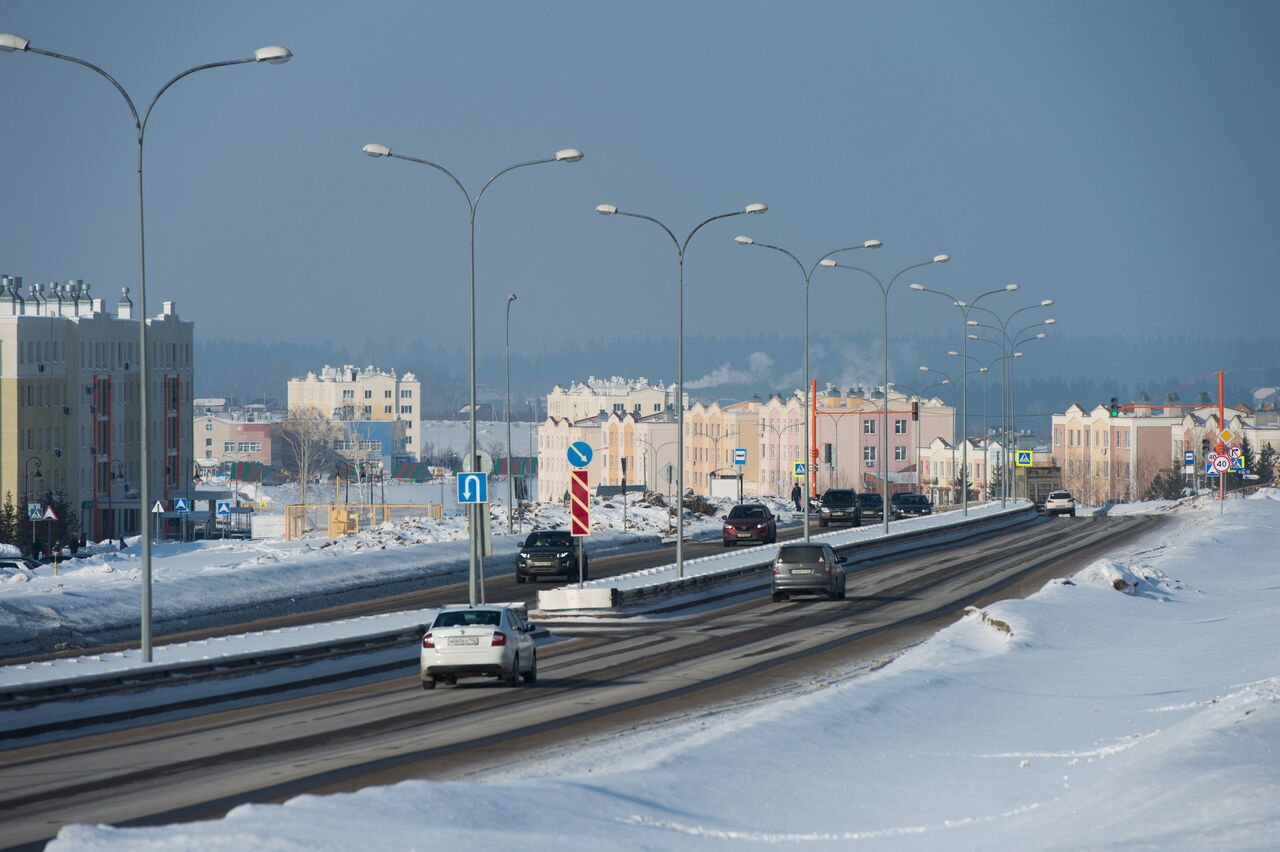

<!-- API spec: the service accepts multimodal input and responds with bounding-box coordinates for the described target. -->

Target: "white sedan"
[420,605,538,689]
[1043,490,1077,517]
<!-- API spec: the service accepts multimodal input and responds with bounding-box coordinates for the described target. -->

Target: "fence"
[283,503,445,541]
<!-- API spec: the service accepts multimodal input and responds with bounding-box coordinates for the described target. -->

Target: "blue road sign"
[1205,461,1219,478]
[457,472,489,504]
[1183,450,1195,466]
[1015,450,1034,467]
[216,500,232,516]
[567,441,593,468]
[734,447,747,465]
[28,504,42,522]
[173,497,191,514]
[793,462,807,478]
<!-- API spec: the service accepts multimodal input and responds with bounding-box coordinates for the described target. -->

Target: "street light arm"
[967,285,1014,312]
[140,57,257,135]
[822,262,885,296]
[886,259,940,298]
[387,152,474,209]
[614,210,681,254]
[475,156,561,211]
[749,241,809,282]
[682,209,751,255]
[26,46,141,129]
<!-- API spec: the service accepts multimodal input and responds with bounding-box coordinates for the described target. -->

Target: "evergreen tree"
[1258,445,1277,487]
[986,464,1003,501]
[0,492,17,546]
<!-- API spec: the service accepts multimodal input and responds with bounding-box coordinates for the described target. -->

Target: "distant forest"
[197,332,1280,438]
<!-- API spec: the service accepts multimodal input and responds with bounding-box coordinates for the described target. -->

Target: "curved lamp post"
[819,254,950,534]
[734,237,880,540]
[3,33,293,662]
[364,145,582,606]
[505,292,518,534]
[596,202,766,579]
[23,457,43,555]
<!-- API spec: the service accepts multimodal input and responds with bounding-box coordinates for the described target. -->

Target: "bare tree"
[275,406,342,504]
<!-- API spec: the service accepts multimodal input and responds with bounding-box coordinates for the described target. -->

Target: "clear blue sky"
[2,0,1277,360]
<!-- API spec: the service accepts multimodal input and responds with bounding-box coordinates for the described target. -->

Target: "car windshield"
[525,531,572,547]
[777,545,827,563]
[858,493,883,505]
[822,490,855,506]
[1049,491,1072,499]
[728,505,768,520]
[433,609,502,628]
[897,495,928,505]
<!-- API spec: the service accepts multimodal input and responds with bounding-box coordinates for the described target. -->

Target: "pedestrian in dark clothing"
[69,538,80,558]
[791,483,802,512]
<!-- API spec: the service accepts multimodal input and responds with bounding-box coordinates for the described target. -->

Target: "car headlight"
[556,551,569,558]
[756,523,766,529]
[820,507,831,514]
[518,551,529,560]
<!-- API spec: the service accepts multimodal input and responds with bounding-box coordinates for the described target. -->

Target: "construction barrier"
[283,503,445,541]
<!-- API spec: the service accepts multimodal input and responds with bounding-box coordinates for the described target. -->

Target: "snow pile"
[47,491,1280,849]
[0,544,22,558]
[1078,558,1162,594]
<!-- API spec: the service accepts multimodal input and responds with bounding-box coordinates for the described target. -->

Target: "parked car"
[890,493,933,520]
[420,605,538,689]
[771,542,847,602]
[0,557,40,574]
[857,492,884,522]
[817,489,862,527]
[722,503,777,546]
[1043,490,1077,517]
[516,529,587,583]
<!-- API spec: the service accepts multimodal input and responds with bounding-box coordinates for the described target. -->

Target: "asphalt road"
[0,514,1161,849]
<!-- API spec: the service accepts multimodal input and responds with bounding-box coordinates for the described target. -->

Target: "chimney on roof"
[74,281,92,316]
[162,300,175,317]
[117,287,133,319]
[0,276,22,317]
[1197,391,1212,406]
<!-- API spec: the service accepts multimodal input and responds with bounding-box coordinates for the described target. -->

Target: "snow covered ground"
[0,494,793,657]
[49,490,1280,850]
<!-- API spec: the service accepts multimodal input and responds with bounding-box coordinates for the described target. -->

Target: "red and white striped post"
[570,469,590,587]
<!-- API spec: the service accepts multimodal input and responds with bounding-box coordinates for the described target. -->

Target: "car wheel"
[421,677,437,691]
[771,591,782,603]
[522,651,538,684]
[505,655,520,685]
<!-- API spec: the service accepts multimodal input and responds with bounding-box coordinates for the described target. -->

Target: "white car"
[1043,490,1077,517]
[420,605,538,690]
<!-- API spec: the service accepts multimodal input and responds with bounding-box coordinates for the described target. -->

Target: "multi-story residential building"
[193,414,274,467]
[537,410,680,504]
[686,400,760,497]
[1,276,193,540]
[546,376,685,422]
[287,364,422,459]
[334,419,409,473]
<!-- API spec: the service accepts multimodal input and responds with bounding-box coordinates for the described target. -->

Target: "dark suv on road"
[817,489,862,527]
[516,529,587,583]
[722,503,777,546]
[857,492,884,522]
[890,493,933,520]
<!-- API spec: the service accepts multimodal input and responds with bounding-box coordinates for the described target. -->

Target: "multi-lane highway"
[0,515,1160,849]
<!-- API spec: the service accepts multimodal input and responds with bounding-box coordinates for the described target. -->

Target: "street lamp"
[365,145,582,606]
[505,292,518,534]
[910,282,1016,516]
[23,457,43,556]
[734,236,880,540]
[820,253,950,534]
[108,459,127,541]
[4,34,293,662]
[596,201,766,579]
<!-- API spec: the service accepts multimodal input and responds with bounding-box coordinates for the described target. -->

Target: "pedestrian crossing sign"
[1015,450,1034,467]
[793,462,807,478]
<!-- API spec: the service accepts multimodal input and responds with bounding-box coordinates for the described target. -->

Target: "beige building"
[546,376,685,422]
[537,410,679,503]
[686,401,761,498]
[287,364,422,459]
[1,277,193,540]
[193,414,274,466]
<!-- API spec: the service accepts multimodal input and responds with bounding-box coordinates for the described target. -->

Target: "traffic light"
[823,443,833,464]
[1201,438,1211,457]
[911,401,919,421]
[1109,397,1120,418]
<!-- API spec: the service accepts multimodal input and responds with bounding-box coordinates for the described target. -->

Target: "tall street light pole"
[3,34,293,662]
[596,202,767,578]
[820,254,950,534]
[364,145,582,606]
[910,283,1017,516]
[505,292,518,534]
[733,237,881,541]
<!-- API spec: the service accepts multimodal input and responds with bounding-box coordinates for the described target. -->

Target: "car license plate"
[790,568,812,575]
[447,637,479,646]
[738,530,753,537]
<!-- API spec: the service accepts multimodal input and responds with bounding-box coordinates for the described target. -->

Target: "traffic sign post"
[570,469,589,589]
[1213,456,1230,473]
[793,462,807,478]
[27,504,41,522]
[1015,450,1034,467]
[457,472,489,504]
[733,448,747,465]
[1183,450,1195,468]
[567,441,593,468]
[216,500,232,516]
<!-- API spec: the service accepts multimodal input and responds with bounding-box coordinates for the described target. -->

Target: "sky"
[2,0,1278,366]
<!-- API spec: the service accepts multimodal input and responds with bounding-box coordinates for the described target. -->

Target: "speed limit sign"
[1213,456,1230,473]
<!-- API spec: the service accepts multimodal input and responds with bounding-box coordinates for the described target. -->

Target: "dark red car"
[722,503,777,546]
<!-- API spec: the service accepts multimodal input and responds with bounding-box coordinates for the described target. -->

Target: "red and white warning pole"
[570,469,590,587]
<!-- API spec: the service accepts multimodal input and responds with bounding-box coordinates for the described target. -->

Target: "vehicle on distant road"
[420,605,537,689]
[771,542,847,602]
[857,492,884,522]
[723,503,778,546]
[817,489,862,527]
[1043,490,1077,517]
[516,529,587,583]
[0,557,40,574]
[890,493,933,520]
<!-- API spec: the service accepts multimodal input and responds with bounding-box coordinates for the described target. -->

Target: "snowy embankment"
[0,494,786,658]
[52,490,1280,850]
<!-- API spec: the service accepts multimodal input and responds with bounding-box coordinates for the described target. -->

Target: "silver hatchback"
[771,542,846,602]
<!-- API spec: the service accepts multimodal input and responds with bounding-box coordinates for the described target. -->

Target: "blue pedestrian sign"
[173,497,191,514]
[567,441,593,468]
[27,504,42,522]
[733,448,747,465]
[793,462,807,478]
[216,500,232,516]
[1183,450,1195,467]
[1205,461,1219,478]
[1015,450,1034,467]
[458,472,489,504]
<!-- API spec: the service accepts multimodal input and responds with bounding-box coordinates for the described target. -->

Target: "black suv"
[857,492,884,522]
[890,492,933,520]
[516,529,587,583]
[817,489,862,527]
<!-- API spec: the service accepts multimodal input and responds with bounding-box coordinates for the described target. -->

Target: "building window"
[342,389,354,399]
[384,405,392,414]
[384,390,393,399]
[894,419,907,434]
[362,406,371,416]
[204,421,213,431]
[613,403,624,412]
[400,390,412,399]
[894,446,907,461]
[863,446,876,462]
[400,405,413,414]
[224,442,236,452]
[205,438,212,447]
[864,419,875,435]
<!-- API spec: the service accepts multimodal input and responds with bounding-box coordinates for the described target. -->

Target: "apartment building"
[1,276,193,540]
[685,400,760,498]
[287,364,422,459]
[546,376,685,422]
[537,410,679,503]
[193,414,274,466]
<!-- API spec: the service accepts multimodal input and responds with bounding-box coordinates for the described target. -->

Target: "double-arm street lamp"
[910,282,1017,517]
[3,33,293,662]
[596,202,767,579]
[363,145,583,606]
[733,237,881,541]
[819,254,950,534]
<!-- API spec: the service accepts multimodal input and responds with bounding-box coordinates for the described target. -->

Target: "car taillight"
[772,566,780,575]
[491,631,507,647]
[422,633,434,648]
